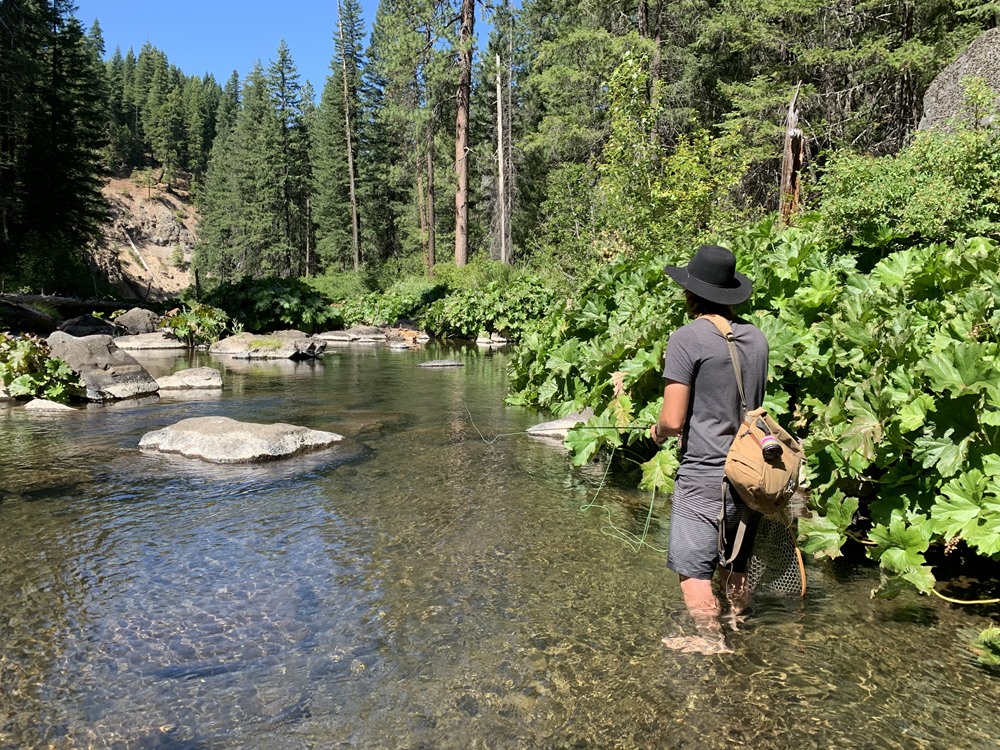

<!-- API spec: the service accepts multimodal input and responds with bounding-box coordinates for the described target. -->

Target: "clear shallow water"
[0,344,997,750]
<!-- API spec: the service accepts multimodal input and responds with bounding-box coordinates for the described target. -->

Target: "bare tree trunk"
[305,195,312,277]
[495,54,508,265]
[426,138,436,274]
[779,83,806,225]
[337,0,361,271]
[453,0,474,267]
[417,166,429,275]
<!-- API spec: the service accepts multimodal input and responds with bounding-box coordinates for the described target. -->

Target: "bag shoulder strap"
[701,313,747,414]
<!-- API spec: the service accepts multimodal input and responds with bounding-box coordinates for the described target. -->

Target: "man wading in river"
[649,244,768,655]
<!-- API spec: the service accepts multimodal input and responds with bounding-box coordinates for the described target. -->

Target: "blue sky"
[73,1,382,91]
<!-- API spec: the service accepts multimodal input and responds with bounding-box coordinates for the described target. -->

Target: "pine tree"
[312,0,366,273]
[195,63,286,282]
[367,0,455,277]
[0,0,108,292]
[267,41,311,275]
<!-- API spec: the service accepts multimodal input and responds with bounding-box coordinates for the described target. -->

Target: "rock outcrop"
[210,330,327,359]
[920,27,1000,130]
[46,331,159,401]
[139,416,344,463]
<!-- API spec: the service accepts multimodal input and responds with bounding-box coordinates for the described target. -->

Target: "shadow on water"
[0,344,998,749]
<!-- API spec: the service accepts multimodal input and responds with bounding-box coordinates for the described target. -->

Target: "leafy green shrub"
[304,270,370,301]
[159,303,229,347]
[816,126,1000,252]
[202,277,336,334]
[421,273,557,341]
[0,333,84,403]
[336,276,445,327]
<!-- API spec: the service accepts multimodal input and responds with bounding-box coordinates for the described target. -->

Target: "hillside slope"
[91,175,197,302]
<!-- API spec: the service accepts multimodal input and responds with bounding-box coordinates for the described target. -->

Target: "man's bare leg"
[720,568,750,630]
[662,575,732,654]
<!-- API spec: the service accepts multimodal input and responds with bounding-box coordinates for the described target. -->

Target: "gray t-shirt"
[662,316,769,485]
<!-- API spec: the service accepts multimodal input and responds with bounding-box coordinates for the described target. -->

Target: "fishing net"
[746,509,806,597]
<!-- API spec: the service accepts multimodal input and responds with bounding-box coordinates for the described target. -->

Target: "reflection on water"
[0,345,997,749]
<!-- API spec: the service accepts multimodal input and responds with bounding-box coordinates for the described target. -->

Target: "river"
[0,344,997,749]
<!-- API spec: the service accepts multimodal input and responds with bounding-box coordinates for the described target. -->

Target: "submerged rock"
[115,331,187,350]
[155,367,222,390]
[526,409,596,440]
[418,359,463,368]
[23,398,76,411]
[46,331,159,402]
[139,416,344,463]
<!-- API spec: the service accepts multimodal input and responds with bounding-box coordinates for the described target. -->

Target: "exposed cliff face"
[920,27,1000,131]
[90,176,197,302]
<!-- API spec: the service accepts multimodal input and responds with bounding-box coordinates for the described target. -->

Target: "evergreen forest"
[2,0,1000,658]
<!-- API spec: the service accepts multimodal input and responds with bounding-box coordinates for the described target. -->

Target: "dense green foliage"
[506,120,1000,653]
[1,0,109,295]
[201,277,337,334]
[0,333,84,403]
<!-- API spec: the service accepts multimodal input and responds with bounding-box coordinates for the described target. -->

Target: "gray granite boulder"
[114,307,160,334]
[526,409,596,440]
[46,331,159,402]
[210,330,327,359]
[115,331,188,350]
[920,27,1000,130]
[58,314,117,337]
[156,367,223,390]
[139,416,344,463]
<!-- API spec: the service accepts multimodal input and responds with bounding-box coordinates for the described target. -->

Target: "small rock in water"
[418,359,463,368]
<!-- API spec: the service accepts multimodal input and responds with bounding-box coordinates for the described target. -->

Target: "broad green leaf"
[894,393,935,433]
[798,514,847,559]
[869,516,930,574]
[912,429,970,477]
[922,344,997,397]
[931,470,987,539]
[639,449,677,493]
[564,428,603,466]
[972,626,1000,666]
[839,389,882,461]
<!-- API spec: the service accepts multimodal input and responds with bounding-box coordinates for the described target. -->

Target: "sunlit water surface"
[1,345,997,750]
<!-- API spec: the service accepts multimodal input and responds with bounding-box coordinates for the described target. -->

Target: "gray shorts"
[667,475,758,579]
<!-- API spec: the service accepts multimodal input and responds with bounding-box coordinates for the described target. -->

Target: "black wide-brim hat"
[664,244,752,305]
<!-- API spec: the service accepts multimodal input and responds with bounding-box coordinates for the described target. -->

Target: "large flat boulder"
[155,367,222,390]
[139,416,344,463]
[115,331,187,350]
[210,330,327,359]
[46,331,159,402]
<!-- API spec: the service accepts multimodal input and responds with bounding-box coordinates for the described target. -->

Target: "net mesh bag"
[746,509,806,597]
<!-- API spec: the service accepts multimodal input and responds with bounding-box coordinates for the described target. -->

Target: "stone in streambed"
[139,416,344,463]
